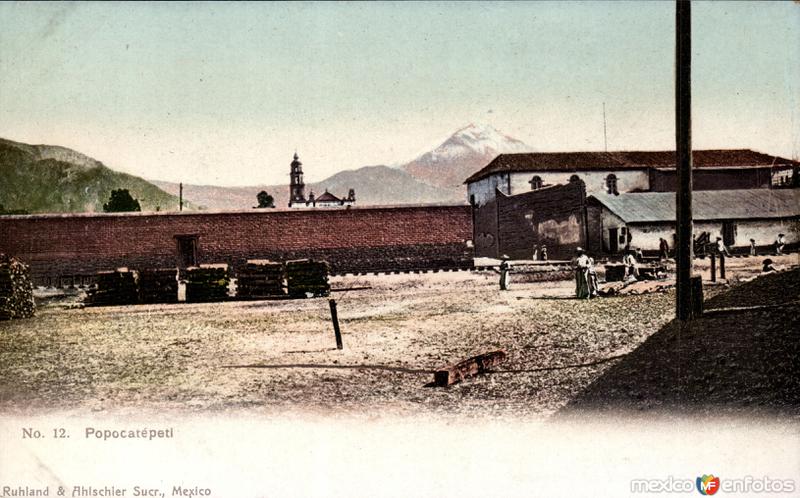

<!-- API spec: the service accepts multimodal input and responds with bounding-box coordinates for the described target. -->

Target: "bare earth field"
[1,254,797,420]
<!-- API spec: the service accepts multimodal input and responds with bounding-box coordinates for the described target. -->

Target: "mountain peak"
[442,123,533,156]
[400,124,535,188]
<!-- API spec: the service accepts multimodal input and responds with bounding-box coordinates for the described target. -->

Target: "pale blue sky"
[0,1,797,185]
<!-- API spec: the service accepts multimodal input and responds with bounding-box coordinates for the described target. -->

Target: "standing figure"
[499,255,511,291]
[749,238,757,257]
[716,236,731,257]
[659,237,670,260]
[775,233,786,255]
[587,256,599,297]
[532,245,539,261]
[540,245,548,261]
[622,249,639,281]
[574,248,591,299]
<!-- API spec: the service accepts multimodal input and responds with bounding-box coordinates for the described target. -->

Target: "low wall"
[0,205,473,284]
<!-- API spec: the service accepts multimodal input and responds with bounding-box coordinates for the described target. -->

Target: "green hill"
[0,138,184,213]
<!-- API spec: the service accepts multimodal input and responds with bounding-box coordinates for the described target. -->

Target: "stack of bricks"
[186,264,230,303]
[138,268,179,304]
[235,260,285,298]
[286,259,330,298]
[87,269,138,306]
[0,254,35,320]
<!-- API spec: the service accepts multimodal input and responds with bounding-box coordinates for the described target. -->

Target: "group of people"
[531,244,548,261]
[496,231,790,297]
[718,233,787,257]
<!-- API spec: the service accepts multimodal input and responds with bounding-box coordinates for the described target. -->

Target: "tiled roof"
[464,149,799,184]
[314,191,341,202]
[589,189,799,223]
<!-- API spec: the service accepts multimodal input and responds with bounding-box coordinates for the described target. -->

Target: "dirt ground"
[1,254,797,420]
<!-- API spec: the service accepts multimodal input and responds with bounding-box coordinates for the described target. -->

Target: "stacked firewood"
[286,259,330,298]
[236,260,285,298]
[87,269,138,306]
[138,268,178,304]
[0,254,35,320]
[186,264,230,303]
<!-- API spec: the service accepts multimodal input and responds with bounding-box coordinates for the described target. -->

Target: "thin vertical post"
[603,102,608,152]
[676,0,694,321]
[179,182,183,212]
[329,299,343,350]
[719,253,726,280]
[710,252,716,282]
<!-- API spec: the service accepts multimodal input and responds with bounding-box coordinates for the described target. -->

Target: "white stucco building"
[464,149,796,207]
[587,189,799,254]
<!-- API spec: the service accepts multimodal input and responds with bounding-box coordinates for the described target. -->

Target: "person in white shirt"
[716,237,731,257]
[775,233,786,255]
[622,250,639,281]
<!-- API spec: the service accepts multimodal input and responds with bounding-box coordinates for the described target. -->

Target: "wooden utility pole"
[603,102,608,152]
[675,0,694,321]
[329,299,343,350]
[179,182,184,212]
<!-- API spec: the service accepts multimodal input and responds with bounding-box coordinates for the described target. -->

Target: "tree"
[255,191,275,208]
[0,203,29,215]
[103,189,141,212]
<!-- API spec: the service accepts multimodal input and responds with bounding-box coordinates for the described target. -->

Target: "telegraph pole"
[179,182,183,212]
[603,102,608,152]
[675,0,693,321]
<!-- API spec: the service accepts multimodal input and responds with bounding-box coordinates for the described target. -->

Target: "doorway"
[609,228,619,253]
[175,235,198,267]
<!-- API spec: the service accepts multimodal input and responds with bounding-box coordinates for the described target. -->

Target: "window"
[606,174,619,195]
[569,174,581,183]
[529,175,543,190]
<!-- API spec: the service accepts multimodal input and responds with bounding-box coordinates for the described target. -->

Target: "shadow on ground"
[559,268,800,418]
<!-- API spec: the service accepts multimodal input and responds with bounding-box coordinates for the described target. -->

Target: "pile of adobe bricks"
[0,254,35,320]
[236,260,285,298]
[138,268,179,304]
[286,259,330,298]
[87,269,138,306]
[185,264,230,303]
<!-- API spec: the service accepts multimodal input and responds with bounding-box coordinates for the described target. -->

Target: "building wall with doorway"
[586,190,799,255]
[622,220,798,254]
[472,180,587,260]
[0,205,473,283]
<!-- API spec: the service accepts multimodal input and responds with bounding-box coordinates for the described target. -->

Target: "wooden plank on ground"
[433,350,507,387]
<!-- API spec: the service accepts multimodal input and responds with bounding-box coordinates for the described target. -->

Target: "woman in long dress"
[574,248,591,299]
[499,255,511,290]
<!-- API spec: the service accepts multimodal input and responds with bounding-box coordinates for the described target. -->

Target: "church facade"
[287,153,355,208]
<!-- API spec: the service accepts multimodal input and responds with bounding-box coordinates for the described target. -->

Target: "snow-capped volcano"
[401,124,535,188]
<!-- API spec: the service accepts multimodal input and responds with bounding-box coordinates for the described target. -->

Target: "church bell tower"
[288,152,306,207]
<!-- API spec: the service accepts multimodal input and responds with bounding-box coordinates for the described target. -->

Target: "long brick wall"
[0,205,473,283]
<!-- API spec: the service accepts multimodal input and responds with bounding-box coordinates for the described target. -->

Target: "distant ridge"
[2,124,533,212]
[154,124,532,209]
[0,138,184,213]
[153,165,462,210]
